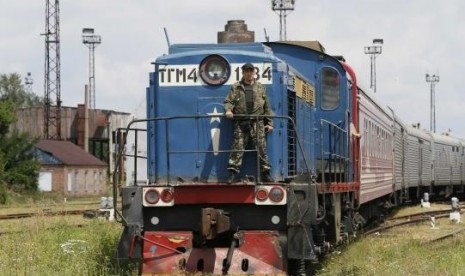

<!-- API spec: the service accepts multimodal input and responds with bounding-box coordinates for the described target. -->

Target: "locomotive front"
[116,43,318,275]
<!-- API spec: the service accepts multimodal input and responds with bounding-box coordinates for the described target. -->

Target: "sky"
[1,0,464,138]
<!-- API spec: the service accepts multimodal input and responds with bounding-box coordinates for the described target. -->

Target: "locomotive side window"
[321,67,340,110]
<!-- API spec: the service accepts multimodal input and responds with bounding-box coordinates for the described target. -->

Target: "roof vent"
[217,20,254,43]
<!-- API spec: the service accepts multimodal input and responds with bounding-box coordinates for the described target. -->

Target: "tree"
[0,76,41,195]
[0,100,16,136]
[0,132,40,191]
[0,73,44,108]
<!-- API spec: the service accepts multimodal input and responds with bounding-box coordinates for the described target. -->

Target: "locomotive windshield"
[321,67,340,110]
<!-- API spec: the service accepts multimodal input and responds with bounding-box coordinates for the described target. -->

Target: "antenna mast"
[43,0,62,140]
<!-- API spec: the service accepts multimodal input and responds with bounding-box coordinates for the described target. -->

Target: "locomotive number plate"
[158,63,273,86]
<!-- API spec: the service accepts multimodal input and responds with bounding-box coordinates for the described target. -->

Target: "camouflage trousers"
[228,120,271,173]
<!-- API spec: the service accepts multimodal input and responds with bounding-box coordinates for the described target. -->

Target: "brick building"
[36,140,108,196]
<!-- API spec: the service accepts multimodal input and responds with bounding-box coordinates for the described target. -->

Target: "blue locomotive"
[114,21,464,275]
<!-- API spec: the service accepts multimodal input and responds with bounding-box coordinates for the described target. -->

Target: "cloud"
[1,0,464,138]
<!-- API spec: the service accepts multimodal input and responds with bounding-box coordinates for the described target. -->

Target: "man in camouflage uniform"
[224,63,274,183]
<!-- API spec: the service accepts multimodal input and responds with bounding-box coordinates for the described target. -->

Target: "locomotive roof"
[269,41,326,53]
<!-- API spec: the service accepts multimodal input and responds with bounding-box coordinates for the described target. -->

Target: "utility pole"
[82,28,102,110]
[43,0,62,140]
[426,73,440,133]
[364,38,383,93]
[271,0,295,41]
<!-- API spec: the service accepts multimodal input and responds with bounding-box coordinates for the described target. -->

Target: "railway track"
[364,209,464,236]
[423,227,465,244]
[0,209,92,220]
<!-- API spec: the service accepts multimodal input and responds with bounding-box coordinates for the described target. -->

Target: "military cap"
[241,63,254,71]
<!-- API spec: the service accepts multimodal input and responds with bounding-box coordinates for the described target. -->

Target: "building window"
[74,171,79,194]
[93,170,98,193]
[84,170,89,193]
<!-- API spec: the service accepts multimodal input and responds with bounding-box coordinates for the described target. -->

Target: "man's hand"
[265,125,273,133]
[226,110,233,119]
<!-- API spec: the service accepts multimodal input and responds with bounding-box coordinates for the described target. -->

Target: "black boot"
[262,170,274,183]
[227,169,237,184]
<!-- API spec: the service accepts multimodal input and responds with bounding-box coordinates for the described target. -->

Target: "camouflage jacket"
[223,80,273,126]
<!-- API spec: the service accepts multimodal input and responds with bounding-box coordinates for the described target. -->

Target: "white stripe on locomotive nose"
[211,128,220,156]
[207,107,223,156]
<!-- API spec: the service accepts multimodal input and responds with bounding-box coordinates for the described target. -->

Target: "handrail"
[112,114,313,220]
[319,118,350,185]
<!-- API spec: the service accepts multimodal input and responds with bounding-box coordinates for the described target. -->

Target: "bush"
[0,182,8,204]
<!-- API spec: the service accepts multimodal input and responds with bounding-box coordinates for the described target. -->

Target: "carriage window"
[321,67,340,110]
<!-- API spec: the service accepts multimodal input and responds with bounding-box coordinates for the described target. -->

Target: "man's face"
[242,68,255,84]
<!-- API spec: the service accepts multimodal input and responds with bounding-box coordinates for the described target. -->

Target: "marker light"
[199,55,230,86]
[143,187,175,207]
[269,186,285,202]
[144,188,160,204]
[254,185,287,205]
[256,188,269,202]
[160,188,174,203]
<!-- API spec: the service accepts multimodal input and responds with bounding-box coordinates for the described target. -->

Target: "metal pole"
[433,82,436,133]
[430,81,433,132]
[426,74,439,133]
[373,54,377,93]
[272,0,295,41]
[364,39,383,93]
[370,55,374,90]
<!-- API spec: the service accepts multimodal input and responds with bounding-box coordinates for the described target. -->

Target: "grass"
[316,210,465,276]
[3,195,463,275]
[0,213,137,276]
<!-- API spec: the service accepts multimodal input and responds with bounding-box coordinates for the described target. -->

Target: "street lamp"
[25,72,33,94]
[271,0,296,41]
[82,28,102,110]
[425,73,440,132]
[364,38,383,93]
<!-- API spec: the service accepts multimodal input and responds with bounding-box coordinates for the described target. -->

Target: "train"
[113,25,465,275]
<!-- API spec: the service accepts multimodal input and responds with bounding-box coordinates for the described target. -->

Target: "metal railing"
[111,114,314,215]
[319,119,350,184]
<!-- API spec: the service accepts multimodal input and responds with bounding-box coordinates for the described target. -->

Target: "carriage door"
[419,139,423,186]
[197,97,230,182]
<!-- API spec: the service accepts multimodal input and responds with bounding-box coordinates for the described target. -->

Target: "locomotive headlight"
[199,55,230,86]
